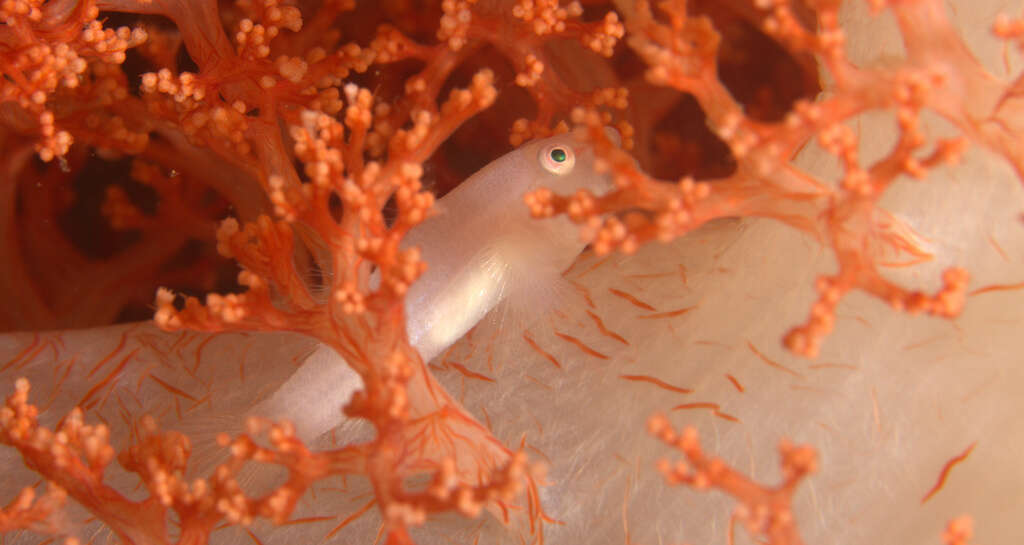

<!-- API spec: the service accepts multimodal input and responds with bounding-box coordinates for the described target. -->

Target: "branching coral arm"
[96,0,236,70]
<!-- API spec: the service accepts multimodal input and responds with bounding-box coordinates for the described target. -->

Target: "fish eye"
[539,144,575,175]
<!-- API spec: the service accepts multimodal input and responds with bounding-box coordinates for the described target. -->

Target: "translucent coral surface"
[0,1,1022,544]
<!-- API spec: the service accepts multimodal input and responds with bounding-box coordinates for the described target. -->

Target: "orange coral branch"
[647,413,816,545]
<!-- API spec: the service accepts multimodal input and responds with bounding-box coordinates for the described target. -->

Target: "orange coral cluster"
[0,0,1017,544]
[648,413,817,545]
[523,0,980,358]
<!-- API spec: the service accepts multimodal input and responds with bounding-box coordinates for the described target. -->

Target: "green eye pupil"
[550,148,567,163]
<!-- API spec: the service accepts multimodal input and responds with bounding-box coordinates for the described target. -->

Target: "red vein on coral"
[553,331,608,360]
[607,287,656,311]
[620,374,693,395]
[922,442,977,504]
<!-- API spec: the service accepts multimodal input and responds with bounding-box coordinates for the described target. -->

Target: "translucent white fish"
[252,132,615,442]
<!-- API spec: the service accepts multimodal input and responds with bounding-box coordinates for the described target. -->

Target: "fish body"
[254,132,613,442]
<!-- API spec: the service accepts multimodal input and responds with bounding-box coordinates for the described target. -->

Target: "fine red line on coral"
[714,411,739,423]
[1,332,40,372]
[620,374,693,395]
[746,341,803,378]
[522,332,561,368]
[446,361,496,383]
[968,281,1024,296]
[571,280,597,309]
[607,287,656,311]
[147,373,198,401]
[586,310,629,345]
[671,402,719,411]
[87,331,129,377]
[78,348,140,411]
[725,374,744,393]
[921,442,978,504]
[637,306,695,319]
[554,331,609,359]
